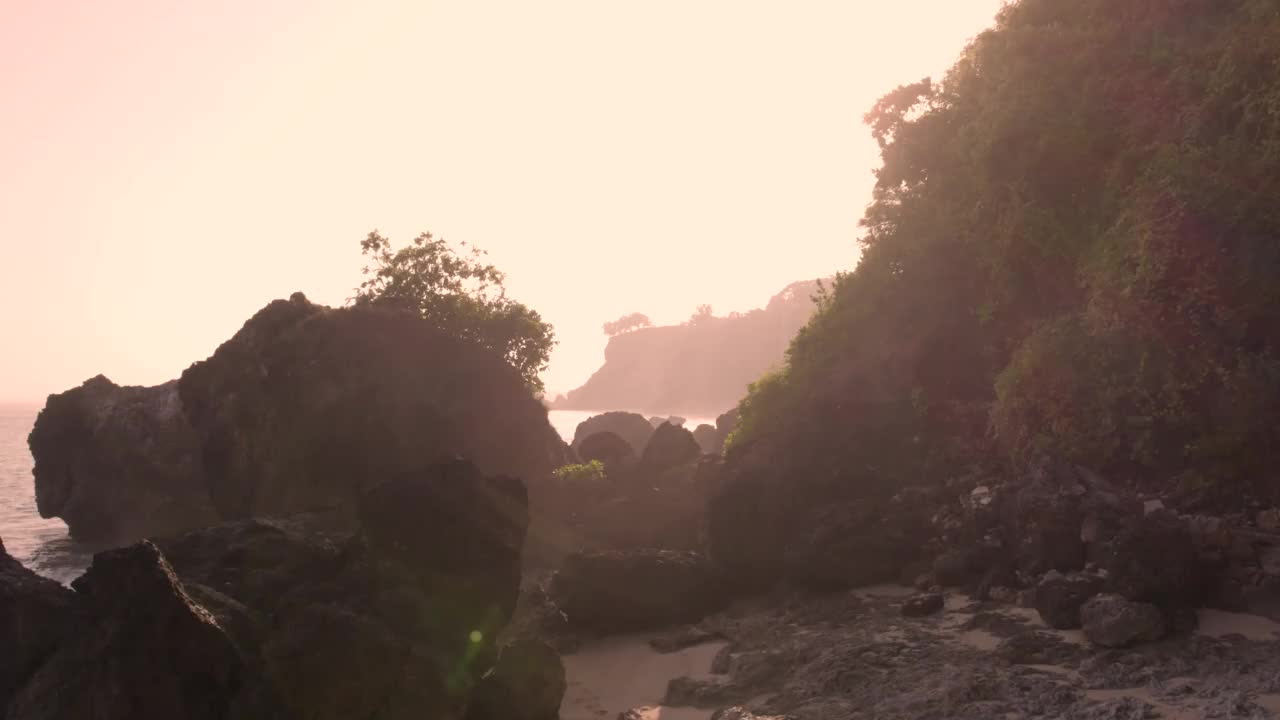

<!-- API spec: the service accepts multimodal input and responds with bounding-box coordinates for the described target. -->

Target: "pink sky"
[0,1,1007,402]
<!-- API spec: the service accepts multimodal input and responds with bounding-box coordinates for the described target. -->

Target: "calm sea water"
[0,405,712,584]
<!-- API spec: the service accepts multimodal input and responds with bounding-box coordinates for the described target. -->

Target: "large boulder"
[0,537,77,709]
[576,431,636,470]
[1080,594,1167,648]
[7,459,556,720]
[29,294,563,543]
[549,550,729,631]
[1092,511,1208,607]
[6,541,265,720]
[692,424,720,454]
[1035,572,1105,630]
[640,423,702,470]
[570,412,654,456]
[26,376,215,544]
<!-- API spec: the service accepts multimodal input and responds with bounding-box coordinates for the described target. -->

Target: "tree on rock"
[602,312,652,337]
[353,230,556,391]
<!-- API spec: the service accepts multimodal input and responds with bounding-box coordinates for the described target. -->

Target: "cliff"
[555,280,822,416]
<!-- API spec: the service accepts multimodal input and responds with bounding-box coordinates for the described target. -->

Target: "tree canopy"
[352,231,556,392]
[730,0,1280,501]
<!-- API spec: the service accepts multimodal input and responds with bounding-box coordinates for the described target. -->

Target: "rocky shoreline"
[10,294,1280,719]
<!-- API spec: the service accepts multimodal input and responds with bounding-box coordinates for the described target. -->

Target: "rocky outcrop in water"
[26,377,214,544]
[4,459,562,720]
[569,411,654,457]
[0,537,77,710]
[28,294,564,544]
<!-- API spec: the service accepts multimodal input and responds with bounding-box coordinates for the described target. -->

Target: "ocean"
[0,405,714,584]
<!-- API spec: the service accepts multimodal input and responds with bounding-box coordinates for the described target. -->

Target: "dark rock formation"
[7,541,264,720]
[692,423,720,454]
[26,376,214,544]
[1080,594,1167,648]
[640,423,702,470]
[1094,511,1208,608]
[7,459,558,720]
[549,550,729,631]
[0,538,77,710]
[1034,572,1105,630]
[901,592,944,617]
[465,639,565,720]
[569,412,654,456]
[577,431,636,470]
[29,294,563,544]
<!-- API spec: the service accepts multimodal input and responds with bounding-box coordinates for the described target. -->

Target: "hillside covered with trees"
[729,0,1280,503]
[554,280,824,416]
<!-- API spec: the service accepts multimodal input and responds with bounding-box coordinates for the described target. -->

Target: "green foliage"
[353,231,556,392]
[552,460,607,484]
[731,0,1280,496]
[602,312,652,336]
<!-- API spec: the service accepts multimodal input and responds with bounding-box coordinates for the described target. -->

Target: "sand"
[560,634,728,720]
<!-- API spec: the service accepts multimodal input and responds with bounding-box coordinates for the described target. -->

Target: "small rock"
[901,592,944,617]
[1080,593,1166,648]
[710,645,734,674]
[989,586,1017,604]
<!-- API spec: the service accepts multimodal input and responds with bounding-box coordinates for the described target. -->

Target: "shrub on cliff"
[353,230,556,392]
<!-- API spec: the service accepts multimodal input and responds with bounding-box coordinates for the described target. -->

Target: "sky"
[0,0,1008,403]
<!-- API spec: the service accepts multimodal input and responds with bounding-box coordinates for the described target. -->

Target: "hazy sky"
[1,1,1006,402]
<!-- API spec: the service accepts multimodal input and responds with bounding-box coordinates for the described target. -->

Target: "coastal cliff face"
[28,293,565,545]
[555,281,822,417]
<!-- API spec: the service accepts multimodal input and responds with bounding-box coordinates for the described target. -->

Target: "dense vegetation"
[557,280,824,416]
[353,231,556,391]
[731,0,1280,499]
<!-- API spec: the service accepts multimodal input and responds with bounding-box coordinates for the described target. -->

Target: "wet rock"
[901,592,945,617]
[1080,593,1167,648]
[0,538,77,709]
[550,550,729,631]
[640,423,702,470]
[577,431,636,470]
[1036,572,1105,629]
[465,638,565,720]
[26,376,215,544]
[571,412,655,456]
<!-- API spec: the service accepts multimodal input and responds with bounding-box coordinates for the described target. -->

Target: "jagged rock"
[9,459,550,720]
[0,538,77,709]
[577,431,636,469]
[1035,572,1105,629]
[465,638,565,720]
[995,630,1084,665]
[640,423,702,470]
[26,376,214,544]
[6,541,266,720]
[1080,593,1167,648]
[550,550,729,631]
[30,296,562,544]
[571,412,655,456]
[692,424,720,454]
[901,592,945,617]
